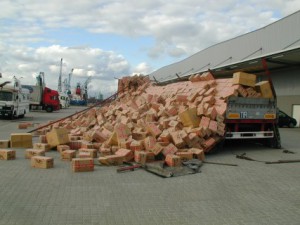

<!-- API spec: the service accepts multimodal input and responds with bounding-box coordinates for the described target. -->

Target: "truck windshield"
[0,91,13,101]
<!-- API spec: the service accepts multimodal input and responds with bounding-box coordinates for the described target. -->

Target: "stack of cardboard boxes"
[0,71,274,171]
[30,71,273,169]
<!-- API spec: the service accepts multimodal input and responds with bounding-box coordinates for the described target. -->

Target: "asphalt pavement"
[0,106,299,225]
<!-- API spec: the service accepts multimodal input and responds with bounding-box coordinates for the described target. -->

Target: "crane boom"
[58,58,63,92]
[67,68,73,94]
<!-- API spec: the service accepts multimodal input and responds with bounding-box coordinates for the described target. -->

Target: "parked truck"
[59,92,70,109]
[22,72,60,112]
[225,94,280,148]
[149,68,280,151]
[223,59,281,149]
[0,76,30,119]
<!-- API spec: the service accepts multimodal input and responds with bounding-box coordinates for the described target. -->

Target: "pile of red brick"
[34,71,272,168]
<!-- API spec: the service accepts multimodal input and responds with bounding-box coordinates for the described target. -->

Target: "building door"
[292,105,300,127]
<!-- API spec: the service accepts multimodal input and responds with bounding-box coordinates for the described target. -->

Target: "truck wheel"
[265,137,281,149]
[45,106,53,112]
[19,111,25,118]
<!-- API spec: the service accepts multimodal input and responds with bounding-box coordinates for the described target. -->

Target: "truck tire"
[265,137,281,149]
[45,106,53,113]
[19,110,25,118]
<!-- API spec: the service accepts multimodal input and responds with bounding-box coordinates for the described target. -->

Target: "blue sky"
[0,0,299,97]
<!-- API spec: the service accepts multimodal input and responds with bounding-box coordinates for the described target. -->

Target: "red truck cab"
[43,87,60,112]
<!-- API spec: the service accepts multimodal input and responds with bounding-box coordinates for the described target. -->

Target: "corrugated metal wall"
[150,10,300,82]
[272,68,300,96]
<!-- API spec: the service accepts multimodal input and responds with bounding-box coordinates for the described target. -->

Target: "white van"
[59,92,70,109]
[0,77,30,119]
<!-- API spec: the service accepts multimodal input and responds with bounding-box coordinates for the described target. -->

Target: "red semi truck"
[22,72,60,112]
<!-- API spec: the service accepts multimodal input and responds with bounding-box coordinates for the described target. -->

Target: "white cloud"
[133,62,152,75]
[0,44,131,97]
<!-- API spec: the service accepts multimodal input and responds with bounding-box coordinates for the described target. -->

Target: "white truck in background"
[0,77,30,119]
[59,92,70,109]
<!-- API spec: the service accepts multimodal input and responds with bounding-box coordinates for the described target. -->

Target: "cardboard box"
[189,148,205,161]
[99,147,112,157]
[0,140,10,148]
[159,130,171,143]
[31,156,54,169]
[151,143,164,155]
[144,136,156,151]
[25,149,45,159]
[69,140,82,150]
[115,148,134,162]
[114,123,131,143]
[165,154,181,167]
[162,143,178,156]
[78,152,92,158]
[72,158,94,172]
[202,138,216,152]
[57,144,70,152]
[255,81,273,98]
[170,131,186,148]
[132,131,147,140]
[38,135,47,144]
[134,151,147,164]
[46,128,69,148]
[18,123,29,129]
[232,72,256,87]
[33,143,51,152]
[79,148,97,158]
[179,108,200,128]
[10,133,33,148]
[130,140,144,151]
[61,150,76,161]
[98,155,124,166]
[92,131,108,143]
[176,152,193,161]
[146,123,162,137]
[80,141,94,149]
[0,149,16,160]
[107,132,118,146]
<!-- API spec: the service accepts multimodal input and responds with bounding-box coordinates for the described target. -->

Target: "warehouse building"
[149,10,300,126]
